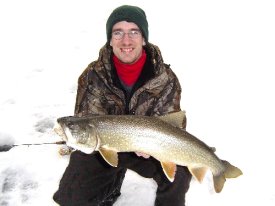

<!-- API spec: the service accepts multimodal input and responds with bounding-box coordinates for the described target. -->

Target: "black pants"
[53,151,192,206]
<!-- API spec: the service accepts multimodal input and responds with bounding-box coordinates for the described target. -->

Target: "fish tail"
[222,160,243,178]
[213,160,243,193]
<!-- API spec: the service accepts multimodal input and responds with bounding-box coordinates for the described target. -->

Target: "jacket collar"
[95,42,166,83]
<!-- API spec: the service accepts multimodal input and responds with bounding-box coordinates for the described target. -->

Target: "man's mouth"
[121,48,133,53]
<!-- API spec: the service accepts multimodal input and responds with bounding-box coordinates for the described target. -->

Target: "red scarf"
[113,50,147,86]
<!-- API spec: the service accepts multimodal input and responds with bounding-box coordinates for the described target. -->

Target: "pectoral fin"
[99,147,118,167]
[188,166,208,183]
[161,162,177,182]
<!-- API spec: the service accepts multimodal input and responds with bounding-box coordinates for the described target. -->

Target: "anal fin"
[189,167,208,183]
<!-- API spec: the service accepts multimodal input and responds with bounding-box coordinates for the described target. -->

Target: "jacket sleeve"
[74,65,108,117]
[74,67,90,117]
[153,67,187,129]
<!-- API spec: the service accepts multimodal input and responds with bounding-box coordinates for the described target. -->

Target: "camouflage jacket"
[74,43,185,127]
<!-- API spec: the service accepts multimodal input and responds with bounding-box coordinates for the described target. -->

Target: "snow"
[0,0,275,205]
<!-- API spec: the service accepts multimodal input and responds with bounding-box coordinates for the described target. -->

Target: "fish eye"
[67,122,81,130]
[67,122,74,129]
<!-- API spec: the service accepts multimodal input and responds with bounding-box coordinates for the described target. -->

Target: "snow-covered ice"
[1,0,275,205]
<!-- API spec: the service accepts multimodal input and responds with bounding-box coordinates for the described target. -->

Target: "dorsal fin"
[157,111,186,129]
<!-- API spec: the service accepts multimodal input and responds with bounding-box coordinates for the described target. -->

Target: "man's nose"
[121,33,132,42]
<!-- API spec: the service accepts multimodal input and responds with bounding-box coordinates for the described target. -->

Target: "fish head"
[56,116,98,154]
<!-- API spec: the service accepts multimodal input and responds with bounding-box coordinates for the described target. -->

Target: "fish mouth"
[53,121,67,141]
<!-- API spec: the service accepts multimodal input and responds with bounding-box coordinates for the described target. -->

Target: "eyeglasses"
[112,30,142,40]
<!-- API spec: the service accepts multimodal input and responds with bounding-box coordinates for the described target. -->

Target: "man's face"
[110,21,145,64]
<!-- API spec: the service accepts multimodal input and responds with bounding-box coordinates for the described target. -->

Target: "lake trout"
[55,111,242,193]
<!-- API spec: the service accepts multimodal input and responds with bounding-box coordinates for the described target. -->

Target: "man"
[53,5,192,206]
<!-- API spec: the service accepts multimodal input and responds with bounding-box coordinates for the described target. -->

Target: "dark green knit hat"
[106,5,149,43]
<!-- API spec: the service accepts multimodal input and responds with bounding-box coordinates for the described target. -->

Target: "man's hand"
[135,152,150,159]
[58,145,73,156]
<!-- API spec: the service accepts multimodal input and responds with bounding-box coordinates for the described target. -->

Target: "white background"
[0,0,274,205]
